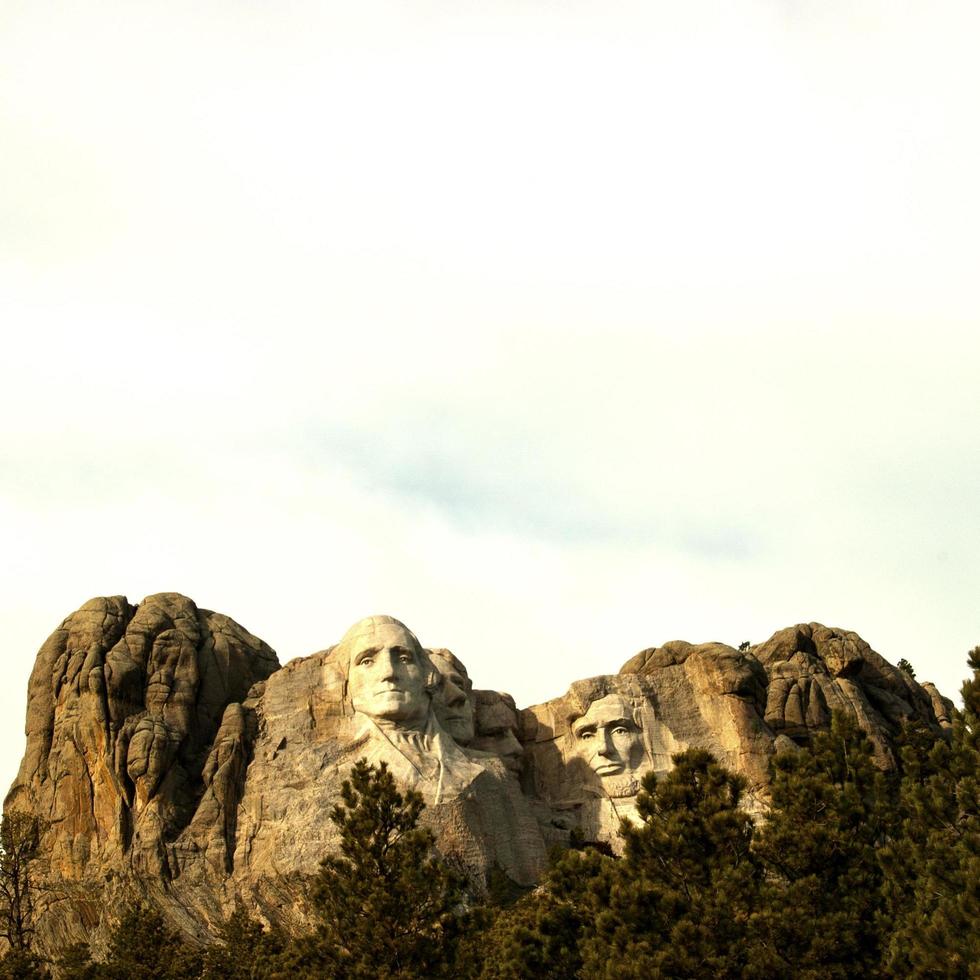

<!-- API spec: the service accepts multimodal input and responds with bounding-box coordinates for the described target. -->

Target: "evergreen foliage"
[295,758,465,979]
[0,812,46,954]
[473,750,761,979]
[474,847,609,980]
[749,714,892,979]
[199,905,286,980]
[54,942,96,979]
[580,749,761,979]
[879,646,980,977]
[68,902,203,980]
[0,948,48,979]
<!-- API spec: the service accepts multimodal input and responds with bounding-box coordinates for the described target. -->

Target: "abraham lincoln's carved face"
[571,694,644,780]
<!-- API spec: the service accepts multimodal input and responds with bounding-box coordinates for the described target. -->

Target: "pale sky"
[2,1,979,797]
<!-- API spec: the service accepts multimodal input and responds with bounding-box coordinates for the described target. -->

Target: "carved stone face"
[346,622,430,727]
[472,692,523,775]
[571,694,644,781]
[430,650,475,744]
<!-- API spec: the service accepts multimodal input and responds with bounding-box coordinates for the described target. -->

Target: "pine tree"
[0,812,47,956]
[0,811,53,978]
[476,751,762,979]
[749,713,892,979]
[474,847,611,980]
[579,749,760,979]
[296,758,464,979]
[55,942,97,980]
[0,948,48,979]
[200,905,286,980]
[87,901,203,980]
[880,647,980,977]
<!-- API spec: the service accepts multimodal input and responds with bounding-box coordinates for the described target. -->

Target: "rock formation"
[3,594,955,957]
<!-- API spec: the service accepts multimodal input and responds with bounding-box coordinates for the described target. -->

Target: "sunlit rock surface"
[5,595,953,956]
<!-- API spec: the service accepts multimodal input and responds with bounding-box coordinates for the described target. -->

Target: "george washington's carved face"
[344,620,431,727]
[571,694,644,780]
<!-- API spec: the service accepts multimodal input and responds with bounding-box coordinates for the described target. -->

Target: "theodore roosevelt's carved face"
[345,620,430,727]
[571,695,644,780]
[473,692,523,775]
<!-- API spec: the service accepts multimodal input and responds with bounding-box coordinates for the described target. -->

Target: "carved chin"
[602,774,640,799]
[444,719,475,743]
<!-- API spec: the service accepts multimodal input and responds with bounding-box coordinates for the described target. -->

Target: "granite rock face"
[5,594,279,950]
[4,598,954,956]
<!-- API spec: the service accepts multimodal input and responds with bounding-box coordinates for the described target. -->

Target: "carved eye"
[398,653,412,664]
[578,730,594,740]
[358,657,374,667]
[612,726,630,736]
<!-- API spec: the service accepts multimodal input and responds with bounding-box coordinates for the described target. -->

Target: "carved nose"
[596,731,613,757]
[378,650,398,680]
[445,682,465,707]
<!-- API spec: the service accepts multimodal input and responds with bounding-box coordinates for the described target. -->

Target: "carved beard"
[602,773,640,799]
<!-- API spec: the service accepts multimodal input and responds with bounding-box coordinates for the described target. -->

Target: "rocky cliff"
[4,594,954,957]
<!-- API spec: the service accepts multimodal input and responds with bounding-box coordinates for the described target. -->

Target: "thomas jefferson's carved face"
[430,651,475,744]
[572,695,644,780]
[346,622,430,727]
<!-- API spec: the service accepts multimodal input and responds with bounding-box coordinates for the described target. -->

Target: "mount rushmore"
[4,593,954,956]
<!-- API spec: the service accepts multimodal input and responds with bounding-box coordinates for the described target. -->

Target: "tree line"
[3,646,979,979]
